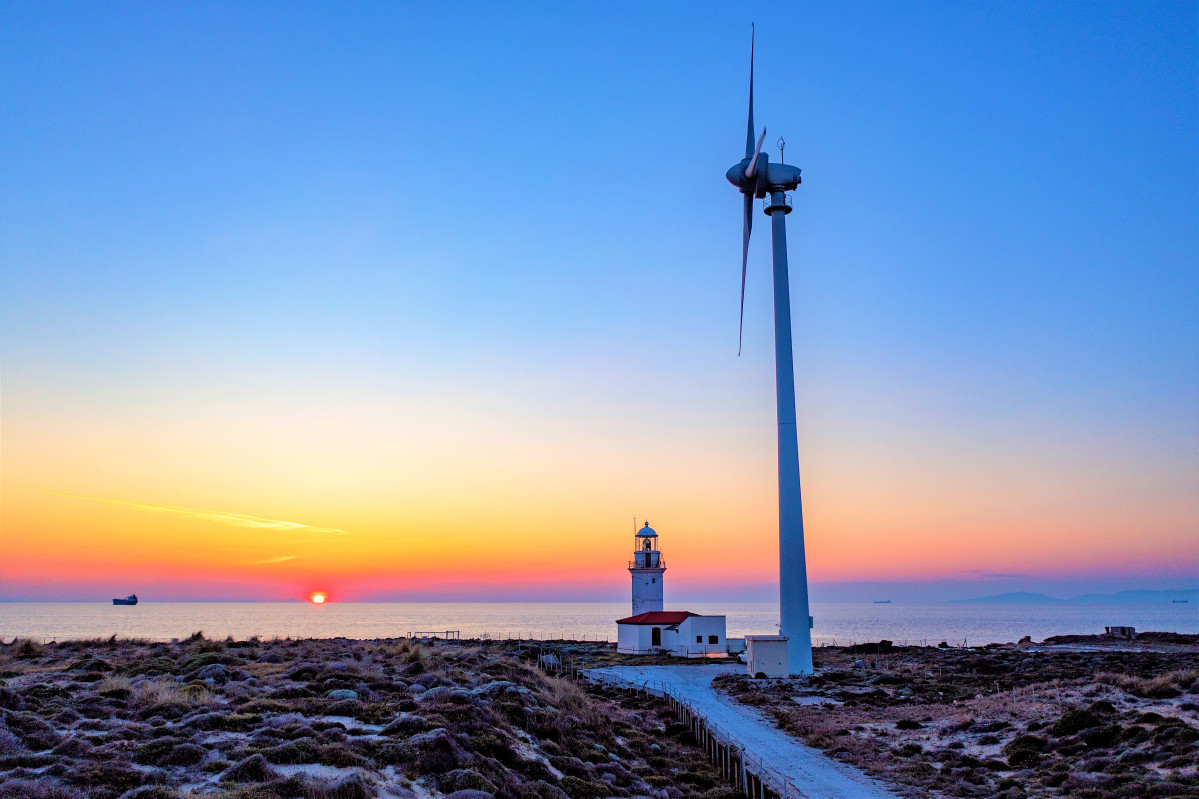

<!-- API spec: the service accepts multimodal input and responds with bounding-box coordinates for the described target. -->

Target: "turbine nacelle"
[725,157,802,199]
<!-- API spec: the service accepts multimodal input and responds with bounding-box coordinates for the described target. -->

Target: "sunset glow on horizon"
[1,4,1195,604]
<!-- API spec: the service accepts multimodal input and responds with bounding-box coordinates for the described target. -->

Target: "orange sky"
[3,374,1195,601]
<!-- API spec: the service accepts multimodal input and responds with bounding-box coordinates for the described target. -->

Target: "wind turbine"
[725,26,813,675]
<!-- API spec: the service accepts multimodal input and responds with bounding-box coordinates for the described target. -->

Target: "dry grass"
[98,675,133,694]
[244,661,289,677]
[2,638,45,659]
[131,678,217,708]
[1098,669,1198,699]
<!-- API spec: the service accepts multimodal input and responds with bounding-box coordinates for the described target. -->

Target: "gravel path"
[587,664,897,799]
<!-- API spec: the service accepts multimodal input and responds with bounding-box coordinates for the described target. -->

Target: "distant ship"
[1172,599,1190,604]
[112,594,138,606]
[872,600,892,604]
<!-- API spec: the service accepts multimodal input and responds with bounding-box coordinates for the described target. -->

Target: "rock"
[421,686,474,704]
[195,664,228,683]
[220,753,280,782]
[326,688,359,702]
[181,712,227,731]
[446,792,494,799]
[472,680,518,698]
[382,714,429,736]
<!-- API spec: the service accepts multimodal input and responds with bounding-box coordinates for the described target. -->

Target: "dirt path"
[587,664,897,799]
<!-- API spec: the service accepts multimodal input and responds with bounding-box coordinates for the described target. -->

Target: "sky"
[1,2,1196,604]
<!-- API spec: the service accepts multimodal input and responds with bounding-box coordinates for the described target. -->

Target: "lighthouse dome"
[636,522,657,537]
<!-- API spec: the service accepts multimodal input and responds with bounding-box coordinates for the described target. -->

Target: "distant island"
[949,588,1199,605]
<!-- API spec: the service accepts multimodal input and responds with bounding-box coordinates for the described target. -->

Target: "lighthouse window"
[651,578,655,583]
[696,635,702,643]
[708,635,719,644]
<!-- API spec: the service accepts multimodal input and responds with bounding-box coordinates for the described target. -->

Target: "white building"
[616,611,727,657]
[745,634,789,677]
[616,521,727,657]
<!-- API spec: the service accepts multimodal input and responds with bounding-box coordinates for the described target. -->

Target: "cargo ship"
[112,594,138,606]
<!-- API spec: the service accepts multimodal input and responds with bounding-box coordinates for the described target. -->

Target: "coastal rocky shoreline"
[1,633,1195,798]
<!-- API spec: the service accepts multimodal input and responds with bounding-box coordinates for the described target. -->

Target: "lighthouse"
[628,521,665,615]
[617,520,727,656]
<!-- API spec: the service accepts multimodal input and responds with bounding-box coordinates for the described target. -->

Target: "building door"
[651,627,661,647]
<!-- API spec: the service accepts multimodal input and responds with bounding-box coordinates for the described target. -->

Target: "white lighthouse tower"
[629,521,665,615]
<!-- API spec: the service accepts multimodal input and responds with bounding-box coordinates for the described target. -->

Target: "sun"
[309,593,327,604]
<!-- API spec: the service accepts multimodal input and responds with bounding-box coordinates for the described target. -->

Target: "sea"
[2,601,1196,646]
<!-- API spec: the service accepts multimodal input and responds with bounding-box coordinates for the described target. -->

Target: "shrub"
[221,753,280,783]
[263,738,320,765]
[1083,725,1121,748]
[441,768,497,793]
[0,779,82,799]
[559,776,608,799]
[1051,708,1101,736]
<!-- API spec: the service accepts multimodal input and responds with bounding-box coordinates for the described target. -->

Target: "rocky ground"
[0,635,736,799]
[712,633,1199,799]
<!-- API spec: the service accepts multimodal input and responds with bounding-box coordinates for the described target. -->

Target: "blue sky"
[1,2,1196,602]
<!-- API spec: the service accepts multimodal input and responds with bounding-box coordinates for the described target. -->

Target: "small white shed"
[746,634,789,677]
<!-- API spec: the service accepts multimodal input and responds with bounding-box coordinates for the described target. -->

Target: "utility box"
[745,634,789,678]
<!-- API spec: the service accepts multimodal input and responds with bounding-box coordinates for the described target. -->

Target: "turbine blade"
[745,24,755,159]
[739,192,752,356]
[745,128,767,178]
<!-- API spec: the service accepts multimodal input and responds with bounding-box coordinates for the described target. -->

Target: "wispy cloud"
[246,555,299,565]
[962,570,1029,580]
[52,493,345,537]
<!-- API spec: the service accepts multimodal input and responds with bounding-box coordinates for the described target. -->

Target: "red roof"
[615,611,700,625]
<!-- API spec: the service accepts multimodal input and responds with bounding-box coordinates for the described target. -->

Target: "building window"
[708,635,719,644]
[651,578,655,583]
[696,635,702,643]
[651,627,661,647]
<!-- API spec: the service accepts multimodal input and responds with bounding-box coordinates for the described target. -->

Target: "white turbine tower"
[725,26,813,675]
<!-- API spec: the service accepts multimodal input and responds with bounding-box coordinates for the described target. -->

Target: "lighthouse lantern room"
[629,522,665,615]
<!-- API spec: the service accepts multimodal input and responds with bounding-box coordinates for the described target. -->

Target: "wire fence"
[0,632,615,646]
[580,669,807,799]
